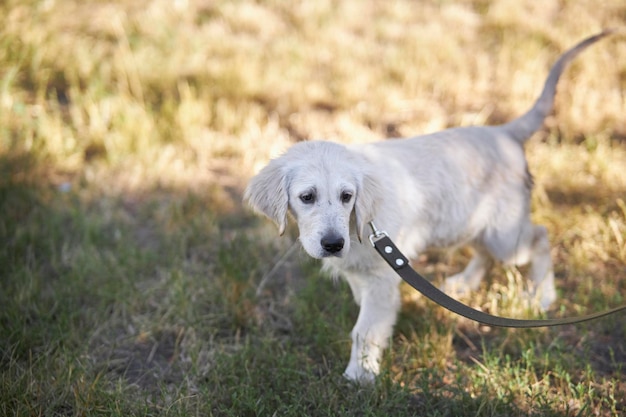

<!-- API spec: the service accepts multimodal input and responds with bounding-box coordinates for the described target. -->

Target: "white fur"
[244,32,613,382]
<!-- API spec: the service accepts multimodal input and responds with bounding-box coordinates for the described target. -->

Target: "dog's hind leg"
[442,247,493,296]
[484,222,556,310]
[526,225,556,310]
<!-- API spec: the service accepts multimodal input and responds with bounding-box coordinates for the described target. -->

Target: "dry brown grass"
[3,1,625,185]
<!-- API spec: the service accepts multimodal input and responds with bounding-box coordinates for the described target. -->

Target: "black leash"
[368,223,626,328]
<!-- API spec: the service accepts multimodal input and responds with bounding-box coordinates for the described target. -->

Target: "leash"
[368,222,626,328]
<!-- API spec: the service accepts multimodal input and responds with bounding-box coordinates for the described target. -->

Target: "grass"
[1,0,626,415]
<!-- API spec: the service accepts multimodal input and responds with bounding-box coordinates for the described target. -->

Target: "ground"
[1,1,626,416]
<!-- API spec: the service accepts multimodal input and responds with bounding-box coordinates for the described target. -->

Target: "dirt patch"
[92,327,189,394]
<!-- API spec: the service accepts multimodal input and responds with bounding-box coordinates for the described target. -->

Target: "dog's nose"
[321,235,345,254]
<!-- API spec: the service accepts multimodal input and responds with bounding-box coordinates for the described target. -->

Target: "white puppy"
[244,32,613,382]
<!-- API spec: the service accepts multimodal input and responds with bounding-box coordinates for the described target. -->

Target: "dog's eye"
[341,192,353,204]
[300,192,315,204]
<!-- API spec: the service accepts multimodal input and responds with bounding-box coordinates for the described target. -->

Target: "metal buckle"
[368,221,388,247]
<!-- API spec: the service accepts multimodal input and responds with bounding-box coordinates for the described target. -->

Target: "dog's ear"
[244,160,290,235]
[354,171,384,242]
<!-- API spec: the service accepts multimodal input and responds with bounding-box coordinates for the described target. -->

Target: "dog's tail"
[502,29,615,144]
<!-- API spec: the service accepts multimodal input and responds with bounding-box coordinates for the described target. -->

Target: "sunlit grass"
[1,0,626,415]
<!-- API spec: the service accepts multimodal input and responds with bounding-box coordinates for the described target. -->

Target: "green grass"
[2,0,626,416]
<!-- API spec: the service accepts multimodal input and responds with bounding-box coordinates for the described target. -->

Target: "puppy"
[244,31,614,382]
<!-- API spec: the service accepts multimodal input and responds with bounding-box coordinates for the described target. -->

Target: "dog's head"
[244,141,382,259]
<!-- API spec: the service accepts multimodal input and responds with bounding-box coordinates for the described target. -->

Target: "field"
[2,0,626,415]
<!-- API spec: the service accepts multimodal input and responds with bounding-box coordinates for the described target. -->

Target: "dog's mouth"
[320,250,344,258]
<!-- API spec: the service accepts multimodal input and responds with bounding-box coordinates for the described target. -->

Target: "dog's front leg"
[343,273,401,382]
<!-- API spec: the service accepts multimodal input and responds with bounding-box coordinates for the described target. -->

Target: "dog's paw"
[536,283,557,312]
[441,273,477,298]
[529,272,557,312]
[343,363,376,384]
